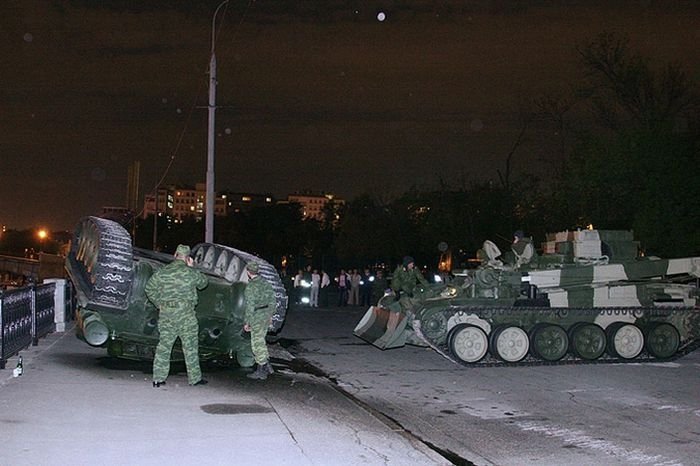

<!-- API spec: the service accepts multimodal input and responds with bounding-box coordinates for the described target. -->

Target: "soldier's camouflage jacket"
[391,265,429,296]
[145,259,208,313]
[244,275,277,326]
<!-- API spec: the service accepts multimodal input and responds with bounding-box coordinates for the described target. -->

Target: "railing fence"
[0,280,74,369]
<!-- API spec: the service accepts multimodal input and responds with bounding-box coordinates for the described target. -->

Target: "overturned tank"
[355,229,700,366]
[65,216,288,367]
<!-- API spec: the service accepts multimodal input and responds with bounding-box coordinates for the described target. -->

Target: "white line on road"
[515,420,683,465]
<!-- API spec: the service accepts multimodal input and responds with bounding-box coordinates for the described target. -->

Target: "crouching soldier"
[243,262,277,380]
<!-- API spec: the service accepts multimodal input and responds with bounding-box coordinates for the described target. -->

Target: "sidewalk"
[0,326,448,466]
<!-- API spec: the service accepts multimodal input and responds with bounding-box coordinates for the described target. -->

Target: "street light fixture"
[205,0,229,244]
[37,228,48,253]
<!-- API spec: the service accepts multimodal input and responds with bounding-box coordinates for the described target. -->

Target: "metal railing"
[0,282,57,369]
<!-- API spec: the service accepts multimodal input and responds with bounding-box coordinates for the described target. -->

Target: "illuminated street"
[2,304,700,465]
[0,325,446,466]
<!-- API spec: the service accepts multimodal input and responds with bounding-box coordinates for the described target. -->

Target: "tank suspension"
[416,305,699,367]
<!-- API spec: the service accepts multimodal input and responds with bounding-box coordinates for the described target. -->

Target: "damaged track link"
[415,305,700,368]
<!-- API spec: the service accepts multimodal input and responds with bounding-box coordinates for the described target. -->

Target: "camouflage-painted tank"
[354,229,700,366]
[65,216,288,367]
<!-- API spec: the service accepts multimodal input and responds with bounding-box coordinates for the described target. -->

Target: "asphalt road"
[0,323,447,466]
[278,305,700,466]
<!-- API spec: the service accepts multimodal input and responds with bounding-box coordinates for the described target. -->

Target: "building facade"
[286,192,344,221]
[143,183,227,223]
[143,184,276,222]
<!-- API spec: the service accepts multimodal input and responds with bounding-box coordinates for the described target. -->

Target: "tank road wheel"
[448,324,488,363]
[530,324,568,362]
[569,323,606,360]
[490,326,529,362]
[606,323,644,359]
[645,323,680,359]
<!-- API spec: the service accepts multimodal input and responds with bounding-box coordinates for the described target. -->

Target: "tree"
[558,32,700,255]
[577,32,698,133]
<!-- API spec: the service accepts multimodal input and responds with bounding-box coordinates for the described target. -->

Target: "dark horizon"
[2,1,699,230]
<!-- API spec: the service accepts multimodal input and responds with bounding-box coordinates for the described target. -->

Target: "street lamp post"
[205,0,229,244]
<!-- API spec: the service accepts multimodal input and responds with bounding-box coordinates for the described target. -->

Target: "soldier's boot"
[246,363,269,380]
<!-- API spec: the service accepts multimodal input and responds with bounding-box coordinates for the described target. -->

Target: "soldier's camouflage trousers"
[153,310,202,384]
[250,319,269,365]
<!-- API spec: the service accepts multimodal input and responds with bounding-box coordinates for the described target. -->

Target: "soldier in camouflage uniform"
[511,230,536,269]
[243,261,277,380]
[145,244,209,387]
[391,256,429,298]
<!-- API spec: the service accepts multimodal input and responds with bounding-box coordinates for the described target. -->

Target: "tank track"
[190,243,288,333]
[415,305,700,368]
[69,217,134,310]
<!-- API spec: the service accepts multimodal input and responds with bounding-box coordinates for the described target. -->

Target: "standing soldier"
[145,244,209,387]
[243,262,277,380]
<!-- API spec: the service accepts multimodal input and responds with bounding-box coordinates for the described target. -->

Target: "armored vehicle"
[65,216,288,367]
[355,229,700,366]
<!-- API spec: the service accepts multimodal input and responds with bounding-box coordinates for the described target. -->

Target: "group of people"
[145,244,277,388]
[288,267,332,308]
[285,266,391,308]
[334,268,389,307]
[143,231,532,389]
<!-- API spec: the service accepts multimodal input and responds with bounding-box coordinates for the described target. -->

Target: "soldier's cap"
[175,244,191,257]
[402,256,415,267]
[246,262,260,273]
[513,230,524,240]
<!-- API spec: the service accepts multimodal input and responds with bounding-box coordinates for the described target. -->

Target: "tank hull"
[355,230,700,366]
[66,217,288,367]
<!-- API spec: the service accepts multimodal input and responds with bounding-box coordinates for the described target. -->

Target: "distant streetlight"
[206,0,229,244]
[37,228,48,252]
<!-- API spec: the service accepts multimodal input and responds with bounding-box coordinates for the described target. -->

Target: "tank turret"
[355,229,700,366]
[65,216,288,368]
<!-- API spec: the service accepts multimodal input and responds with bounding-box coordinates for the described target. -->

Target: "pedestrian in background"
[349,269,361,305]
[320,269,331,307]
[146,244,209,388]
[243,262,277,380]
[372,269,388,305]
[293,269,303,304]
[336,269,349,306]
[360,268,373,307]
[310,269,320,307]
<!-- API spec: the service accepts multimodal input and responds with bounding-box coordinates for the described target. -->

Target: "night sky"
[2,1,699,231]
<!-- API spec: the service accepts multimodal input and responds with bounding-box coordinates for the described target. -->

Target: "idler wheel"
[606,322,644,359]
[448,324,488,363]
[530,324,568,361]
[569,323,606,360]
[490,326,529,362]
[645,323,680,359]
